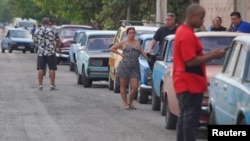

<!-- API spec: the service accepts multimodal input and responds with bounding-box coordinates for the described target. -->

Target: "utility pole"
[156,0,167,27]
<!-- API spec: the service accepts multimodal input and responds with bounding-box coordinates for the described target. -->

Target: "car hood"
[86,52,110,58]
[206,65,223,82]
[61,37,73,43]
[10,37,33,42]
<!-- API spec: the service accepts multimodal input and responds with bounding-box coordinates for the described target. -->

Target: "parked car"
[209,34,250,125]
[1,28,35,53]
[69,29,92,72]
[159,32,245,130]
[56,24,93,64]
[108,25,158,93]
[137,34,159,104]
[76,30,116,87]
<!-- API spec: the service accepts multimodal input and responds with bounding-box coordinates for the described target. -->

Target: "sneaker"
[38,85,43,91]
[50,85,58,90]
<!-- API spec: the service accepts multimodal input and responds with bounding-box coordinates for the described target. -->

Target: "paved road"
[0,49,208,141]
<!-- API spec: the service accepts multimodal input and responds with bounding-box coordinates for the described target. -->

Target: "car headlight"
[146,70,152,85]
[89,59,103,66]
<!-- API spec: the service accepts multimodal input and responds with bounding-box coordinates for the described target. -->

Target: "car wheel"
[69,62,74,71]
[108,75,114,90]
[209,109,215,125]
[30,48,34,53]
[82,68,92,88]
[1,47,5,53]
[23,50,26,53]
[152,87,160,111]
[138,87,149,104]
[8,45,12,53]
[160,84,166,116]
[165,97,177,130]
[77,72,82,85]
[238,115,246,125]
[113,75,120,93]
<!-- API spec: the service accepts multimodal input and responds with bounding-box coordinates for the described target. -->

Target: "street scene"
[1,0,250,141]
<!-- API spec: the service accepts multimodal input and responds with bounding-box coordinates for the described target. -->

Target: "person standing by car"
[211,16,226,31]
[33,17,60,90]
[173,3,226,141]
[109,27,149,110]
[147,13,177,53]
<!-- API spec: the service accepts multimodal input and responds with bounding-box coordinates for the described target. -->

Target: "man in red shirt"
[173,3,226,141]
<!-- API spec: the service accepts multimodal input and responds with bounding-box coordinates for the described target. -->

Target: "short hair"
[166,13,176,18]
[42,17,50,25]
[230,11,241,18]
[215,16,222,21]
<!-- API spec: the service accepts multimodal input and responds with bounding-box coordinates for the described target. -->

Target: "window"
[234,46,246,78]
[166,40,174,62]
[224,42,242,76]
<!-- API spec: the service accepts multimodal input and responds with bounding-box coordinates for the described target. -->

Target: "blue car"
[69,29,91,72]
[137,34,159,104]
[76,30,116,87]
[1,28,35,53]
[209,34,250,125]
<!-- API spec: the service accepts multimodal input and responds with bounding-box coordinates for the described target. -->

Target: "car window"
[245,54,250,82]
[18,21,35,28]
[199,37,235,65]
[9,30,31,38]
[140,39,159,59]
[76,32,84,43]
[166,40,174,62]
[234,45,246,78]
[60,27,88,38]
[223,42,242,76]
[87,35,114,50]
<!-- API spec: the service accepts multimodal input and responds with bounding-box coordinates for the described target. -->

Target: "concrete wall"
[199,0,250,30]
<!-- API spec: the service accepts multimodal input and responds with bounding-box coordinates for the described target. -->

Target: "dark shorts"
[37,55,57,70]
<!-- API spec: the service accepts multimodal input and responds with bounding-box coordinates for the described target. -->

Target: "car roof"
[84,30,117,36]
[138,33,155,40]
[6,28,27,31]
[60,24,93,29]
[195,31,246,37]
[233,34,250,47]
[119,25,158,32]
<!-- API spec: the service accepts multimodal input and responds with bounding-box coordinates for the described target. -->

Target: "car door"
[214,41,247,124]
[1,30,10,48]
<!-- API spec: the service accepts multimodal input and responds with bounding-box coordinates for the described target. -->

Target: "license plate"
[18,46,25,49]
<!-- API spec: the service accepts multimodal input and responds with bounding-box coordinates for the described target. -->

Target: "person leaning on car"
[33,17,61,91]
[147,13,177,53]
[173,3,226,141]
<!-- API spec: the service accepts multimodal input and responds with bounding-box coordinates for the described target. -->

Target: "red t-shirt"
[173,24,207,94]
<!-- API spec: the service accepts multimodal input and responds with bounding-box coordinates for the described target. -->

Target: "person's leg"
[183,93,203,141]
[119,77,129,109]
[47,55,57,88]
[37,56,45,88]
[176,92,186,141]
[128,78,139,109]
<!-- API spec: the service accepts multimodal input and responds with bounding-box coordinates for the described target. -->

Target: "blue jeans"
[176,91,203,141]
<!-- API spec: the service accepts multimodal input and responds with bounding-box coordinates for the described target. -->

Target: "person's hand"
[146,49,153,53]
[56,47,61,53]
[212,48,226,59]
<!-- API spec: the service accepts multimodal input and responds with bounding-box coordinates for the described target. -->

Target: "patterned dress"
[116,44,141,80]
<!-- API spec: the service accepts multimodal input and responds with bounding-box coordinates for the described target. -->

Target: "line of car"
[66,25,250,130]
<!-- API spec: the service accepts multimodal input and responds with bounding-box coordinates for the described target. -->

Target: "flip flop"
[124,105,131,110]
[129,104,137,110]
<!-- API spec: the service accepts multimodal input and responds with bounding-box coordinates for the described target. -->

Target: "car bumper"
[140,84,152,95]
[87,67,109,79]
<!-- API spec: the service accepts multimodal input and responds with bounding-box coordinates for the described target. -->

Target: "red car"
[56,24,93,64]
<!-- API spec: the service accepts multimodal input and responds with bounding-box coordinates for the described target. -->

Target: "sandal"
[124,104,131,110]
[129,104,137,110]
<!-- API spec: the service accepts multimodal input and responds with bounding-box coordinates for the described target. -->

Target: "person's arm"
[147,39,157,53]
[138,42,149,59]
[109,41,124,57]
[185,48,226,66]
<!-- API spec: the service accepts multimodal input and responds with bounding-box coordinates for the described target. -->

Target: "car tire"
[77,72,82,84]
[82,68,92,88]
[113,75,120,93]
[8,45,12,53]
[69,62,74,71]
[108,75,114,90]
[23,50,26,53]
[165,98,177,130]
[30,48,34,53]
[152,87,160,111]
[209,109,215,125]
[138,88,148,104]
[1,48,5,53]
[160,84,166,116]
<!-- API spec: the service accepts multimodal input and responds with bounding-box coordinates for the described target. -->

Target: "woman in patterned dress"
[109,27,149,110]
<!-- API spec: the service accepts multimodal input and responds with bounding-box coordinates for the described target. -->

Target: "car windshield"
[122,30,156,40]
[19,21,35,27]
[9,30,31,38]
[87,35,114,51]
[140,39,159,59]
[60,27,90,38]
[199,37,235,65]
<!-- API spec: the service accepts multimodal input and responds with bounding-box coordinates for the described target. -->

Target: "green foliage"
[0,0,199,29]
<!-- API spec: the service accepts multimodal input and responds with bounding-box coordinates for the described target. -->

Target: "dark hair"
[230,11,241,18]
[215,16,222,21]
[42,17,50,25]
[126,27,135,34]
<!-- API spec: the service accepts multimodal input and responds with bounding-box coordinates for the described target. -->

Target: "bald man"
[173,3,226,141]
